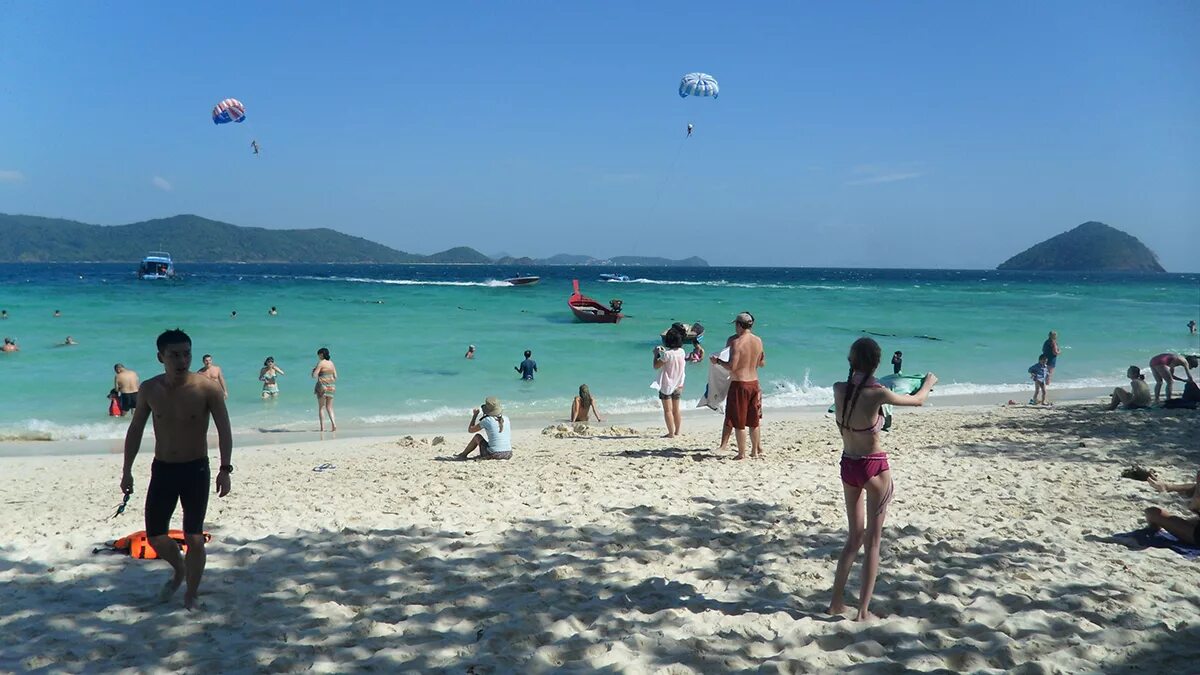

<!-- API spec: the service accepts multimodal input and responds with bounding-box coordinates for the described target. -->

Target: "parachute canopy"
[212,98,246,125]
[679,73,718,99]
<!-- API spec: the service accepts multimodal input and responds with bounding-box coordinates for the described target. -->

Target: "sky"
[1,2,1198,270]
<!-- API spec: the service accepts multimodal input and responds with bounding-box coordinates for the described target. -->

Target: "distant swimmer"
[891,351,902,375]
[53,309,62,317]
[1190,320,1198,335]
[268,306,278,316]
[62,336,78,346]
[1,310,7,319]
[465,345,476,359]
[2,337,18,352]
[687,123,694,137]
[230,310,237,319]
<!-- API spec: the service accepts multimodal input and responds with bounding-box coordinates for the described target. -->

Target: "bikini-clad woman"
[1147,353,1198,403]
[312,347,338,431]
[259,356,285,399]
[829,337,937,621]
[570,384,604,423]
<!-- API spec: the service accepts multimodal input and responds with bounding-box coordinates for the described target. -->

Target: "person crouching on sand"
[1144,470,1200,545]
[1148,353,1198,403]
[455,397,512,460]
[830,337,936,622]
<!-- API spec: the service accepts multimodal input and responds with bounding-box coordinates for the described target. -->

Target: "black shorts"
[658,389,682,401]
[145,458,210,536]
[118,392,137,412]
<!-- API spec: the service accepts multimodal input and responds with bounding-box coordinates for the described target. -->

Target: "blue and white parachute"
[212,98,247,125]
[678,73,718,99]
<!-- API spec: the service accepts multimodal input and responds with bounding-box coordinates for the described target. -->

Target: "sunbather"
[1144,470,1200,545]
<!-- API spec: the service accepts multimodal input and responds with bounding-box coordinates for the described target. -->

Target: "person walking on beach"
[711,312,766,459]
[1041,331,1060,385]
[454,397,512,460]
[829,337,936,622]
[1148,353,1198,403]
[119,329,233,610]
[891,351,902,375]
[654,331,687,437]
[1106,366,1151,410]
[258,357,284,399]
[570,384,604,423]
[1028,355,1050,405]
[515,350,537,381]
[312,347,338,431]
[113,363,140,417]
[198,355,228,400]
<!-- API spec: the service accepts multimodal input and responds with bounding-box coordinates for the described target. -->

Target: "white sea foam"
[0,419,131,442]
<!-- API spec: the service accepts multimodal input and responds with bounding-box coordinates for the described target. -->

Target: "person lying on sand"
[1144,471,1200,545]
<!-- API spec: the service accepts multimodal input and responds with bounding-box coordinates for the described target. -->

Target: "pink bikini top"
[838,373,885,435]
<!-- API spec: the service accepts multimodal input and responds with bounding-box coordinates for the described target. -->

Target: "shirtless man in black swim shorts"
[120,329,233,610]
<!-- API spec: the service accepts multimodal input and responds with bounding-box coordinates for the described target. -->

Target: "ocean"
[1,263,1197,449]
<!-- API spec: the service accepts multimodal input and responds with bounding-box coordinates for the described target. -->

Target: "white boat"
[137,252,175,280]
[599,273,630,282]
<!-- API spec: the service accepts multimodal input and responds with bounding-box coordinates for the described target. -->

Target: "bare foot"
[184,592,203,611]
[732,454,747,461]
[662,433,675,439]
[330,425,337,431]
[716,445,729,453]
[158,573,184,603]
[855,609,879,622]
[827,600,846,615]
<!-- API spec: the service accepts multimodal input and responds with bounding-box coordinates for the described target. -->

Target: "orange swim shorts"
[724,380,762,429]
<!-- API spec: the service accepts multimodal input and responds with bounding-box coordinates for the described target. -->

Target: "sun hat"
[733,312,754,327]
[481,396,503,416]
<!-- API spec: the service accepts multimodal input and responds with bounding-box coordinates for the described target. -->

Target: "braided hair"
[840,337,882,431]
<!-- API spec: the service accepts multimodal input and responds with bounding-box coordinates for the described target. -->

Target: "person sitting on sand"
[570,384,604,423]
[1107,366,1152,411]
[455,397,512,460]
[830,337,937,622]
[1147,353,1198,403]
[1144,470,1200,545]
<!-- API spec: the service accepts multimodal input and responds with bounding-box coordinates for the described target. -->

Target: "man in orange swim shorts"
[712,311,766,460]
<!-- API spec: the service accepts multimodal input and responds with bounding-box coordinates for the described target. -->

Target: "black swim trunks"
[145,458,210,536]
[118,391,137,413]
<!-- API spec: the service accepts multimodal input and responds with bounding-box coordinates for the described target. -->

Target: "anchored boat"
[137,252,175,280]
[568,280,624,323]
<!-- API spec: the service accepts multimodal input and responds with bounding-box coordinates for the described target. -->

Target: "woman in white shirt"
[455,396,512,460]
[655,329,688,437]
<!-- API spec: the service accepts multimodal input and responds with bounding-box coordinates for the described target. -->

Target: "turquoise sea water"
[1,263,1197,445]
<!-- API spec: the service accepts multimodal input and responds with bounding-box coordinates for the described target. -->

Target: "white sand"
[1,401,1198,673]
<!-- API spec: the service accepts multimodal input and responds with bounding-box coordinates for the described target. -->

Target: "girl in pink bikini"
[1147,353,1198,403]
[829,337,937,621]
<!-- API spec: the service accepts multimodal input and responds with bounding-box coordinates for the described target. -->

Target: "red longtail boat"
[568,280,624,323]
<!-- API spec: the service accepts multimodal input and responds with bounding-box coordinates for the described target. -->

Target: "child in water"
[891,351,902,374]
[1028,354,1050,405]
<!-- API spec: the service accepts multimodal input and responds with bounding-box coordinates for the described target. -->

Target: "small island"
[997,221,1166,273]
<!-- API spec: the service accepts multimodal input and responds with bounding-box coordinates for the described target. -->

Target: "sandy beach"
[1,399,1198,673]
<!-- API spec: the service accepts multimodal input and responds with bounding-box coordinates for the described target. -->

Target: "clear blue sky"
[2,2,1197,269]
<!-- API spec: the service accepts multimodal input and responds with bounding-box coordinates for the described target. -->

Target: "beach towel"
[697,347,732,412]
[1109,528,1200,559]
[827,374,925,430]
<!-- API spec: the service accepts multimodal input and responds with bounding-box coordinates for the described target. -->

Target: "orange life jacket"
[112,530,212,559]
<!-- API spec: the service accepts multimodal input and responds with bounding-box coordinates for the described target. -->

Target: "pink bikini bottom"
[840,453,890,488]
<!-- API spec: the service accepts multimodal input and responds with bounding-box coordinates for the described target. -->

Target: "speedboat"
[504,275,540,286]
[137,252,175,280]
[568,280,623,323]
[599,273,630,282]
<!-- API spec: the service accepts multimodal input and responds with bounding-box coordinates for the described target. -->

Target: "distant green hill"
[0,213,423,263]
[998,221,1165,273]
[0,212,711,266]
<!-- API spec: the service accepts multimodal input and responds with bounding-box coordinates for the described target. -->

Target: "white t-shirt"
[479,415,512,454]
[654,348,687,396]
